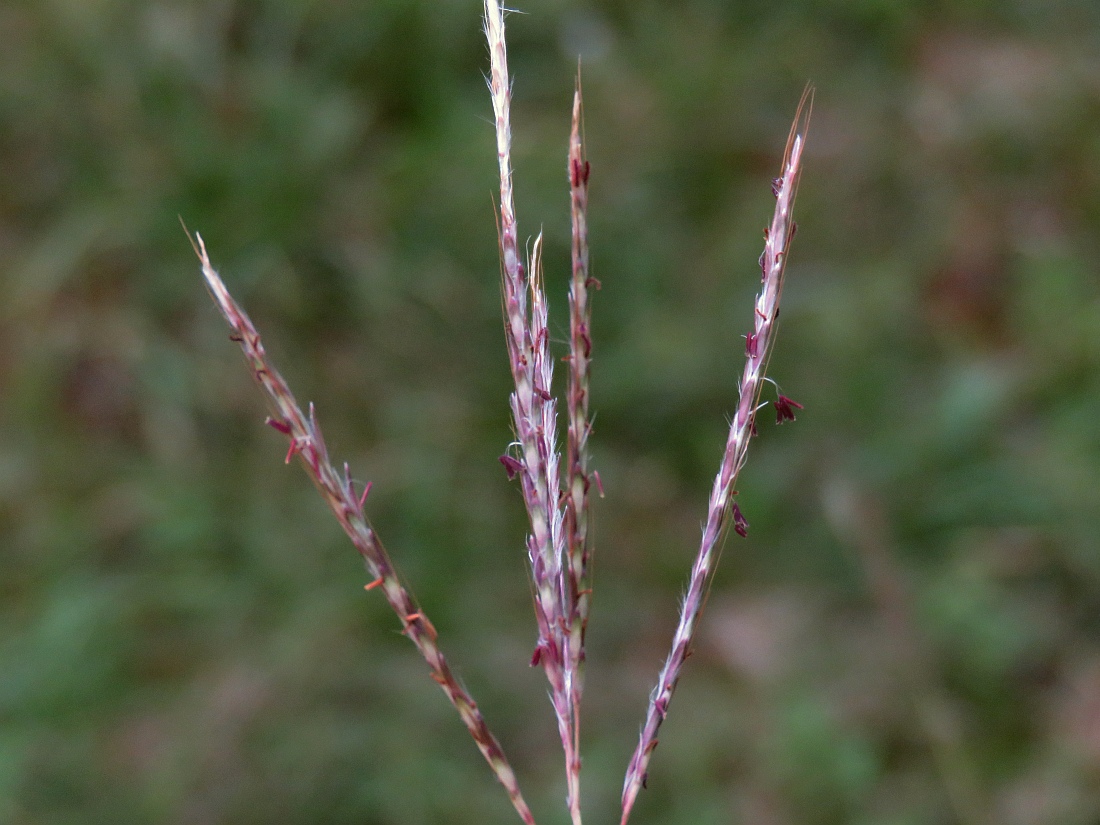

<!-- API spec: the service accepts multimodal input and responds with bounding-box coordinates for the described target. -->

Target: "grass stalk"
[484,1,582,820]
[619,87,813,825]
[190,232,538,825]
[563,77,598,822]
[195,3,810,819]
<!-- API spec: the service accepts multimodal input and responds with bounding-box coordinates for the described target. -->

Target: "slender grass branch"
[189,231,538,825]
[619,86,813,825]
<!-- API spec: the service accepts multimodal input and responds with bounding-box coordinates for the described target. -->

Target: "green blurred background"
[3,0,1100,823]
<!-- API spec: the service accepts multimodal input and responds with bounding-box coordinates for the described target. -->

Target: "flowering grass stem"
[190,231,537,825]
[195,3,809,820]
[618,86,813,825]
[563,77,598,823]
[484,1,584,820]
